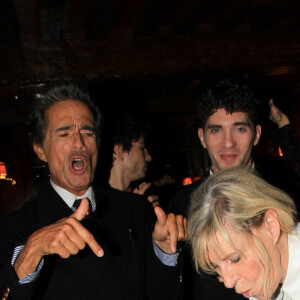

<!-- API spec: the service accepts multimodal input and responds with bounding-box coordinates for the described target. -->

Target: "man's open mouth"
[69,156,87,174]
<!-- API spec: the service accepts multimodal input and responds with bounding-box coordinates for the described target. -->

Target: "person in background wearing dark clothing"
[269,98,300,177]
[168,80,300,300]
[108,115,160,207]
[0,82,186,300]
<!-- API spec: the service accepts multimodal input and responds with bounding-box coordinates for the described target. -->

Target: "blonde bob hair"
[188,167,296,292]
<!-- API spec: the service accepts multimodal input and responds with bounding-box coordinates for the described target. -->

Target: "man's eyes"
[58,131,95,137]
[236,127,246,132]
[210,128,220,133]
[59,132,68,137]
[83,131,95,136]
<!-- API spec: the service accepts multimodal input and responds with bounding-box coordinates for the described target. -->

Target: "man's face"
[123,138,152,182]
[198,108,261,172]
[34,100,98,196]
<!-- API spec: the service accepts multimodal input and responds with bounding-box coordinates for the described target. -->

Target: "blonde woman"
[188,167,299,300]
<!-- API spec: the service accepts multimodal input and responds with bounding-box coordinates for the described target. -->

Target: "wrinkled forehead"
[45,99,95,127]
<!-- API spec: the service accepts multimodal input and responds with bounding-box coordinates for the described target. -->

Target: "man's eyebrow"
[55,125,73,132]
[80,124,95,131]
[233,121,250,126]
[206,124,222,129]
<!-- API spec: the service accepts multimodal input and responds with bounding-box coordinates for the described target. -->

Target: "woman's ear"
[263,209,281,245]
[252,209,281,245]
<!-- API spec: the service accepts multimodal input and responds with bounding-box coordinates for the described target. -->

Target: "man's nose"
[145,149,152,162]
[223,131,236,148]
[72,132,86,150]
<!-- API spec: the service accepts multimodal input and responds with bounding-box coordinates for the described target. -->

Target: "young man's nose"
[223,131,236,148]
[145,149,152,162]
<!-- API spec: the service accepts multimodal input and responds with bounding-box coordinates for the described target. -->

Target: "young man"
[0,82,186,299]
[106,116,159,206]
[169,80,300,300]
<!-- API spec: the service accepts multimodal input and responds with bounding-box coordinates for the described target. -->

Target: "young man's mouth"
[220,154,238,161]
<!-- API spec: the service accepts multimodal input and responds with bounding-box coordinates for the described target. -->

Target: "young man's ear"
[113,144,124,161]
[198,128,207,149]
[33,143,48,163]
[253,124,262,146]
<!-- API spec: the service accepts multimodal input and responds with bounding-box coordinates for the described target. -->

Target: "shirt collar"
[50,179,96,209]
[280,223,300,298]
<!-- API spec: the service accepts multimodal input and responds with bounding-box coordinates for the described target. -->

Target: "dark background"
[1,0,300,216]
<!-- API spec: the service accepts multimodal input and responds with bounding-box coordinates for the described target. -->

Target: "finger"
[176,215,186,241]
[57,236,82,258]
[77,224,104,257]
[183,217,188,239]
[269,98,274,107]
[138,182,151,195]
[154,206,167,226]
[152,200,160,207]
[71,198,90,221]
[166,213,178,253]
[147,195,159,203]
[68,209,104,257]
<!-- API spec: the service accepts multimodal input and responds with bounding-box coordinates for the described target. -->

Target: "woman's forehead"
[207,225,248,260]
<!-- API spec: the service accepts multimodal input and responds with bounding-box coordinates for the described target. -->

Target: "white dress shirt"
[250,223,300,300]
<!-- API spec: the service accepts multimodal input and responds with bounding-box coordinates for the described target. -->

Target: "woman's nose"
[221,268,238,289]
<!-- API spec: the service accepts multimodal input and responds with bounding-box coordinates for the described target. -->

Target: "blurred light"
[0,162,7,179]
[183,177,192,186]
[279,147,283,157]
[0,162,16,185]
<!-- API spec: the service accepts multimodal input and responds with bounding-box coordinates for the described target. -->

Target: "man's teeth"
[73,159,84,170]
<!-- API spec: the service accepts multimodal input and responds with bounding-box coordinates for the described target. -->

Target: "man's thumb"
[71,198,90,221]
[154,206,167,226]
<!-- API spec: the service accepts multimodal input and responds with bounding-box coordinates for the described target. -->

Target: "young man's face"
[33,100,98,196]
[123,137,152,182]
[198,109,261,173]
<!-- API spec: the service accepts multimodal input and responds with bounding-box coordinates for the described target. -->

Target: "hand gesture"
[133,182,160,207]
[14,198,103,279]
[269,98,290,128]
[152,206,187,254]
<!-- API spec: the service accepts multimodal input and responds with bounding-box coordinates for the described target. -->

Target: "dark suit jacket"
[0,181,182,300]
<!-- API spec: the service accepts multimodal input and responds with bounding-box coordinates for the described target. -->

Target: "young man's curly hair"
[198,80,261,129]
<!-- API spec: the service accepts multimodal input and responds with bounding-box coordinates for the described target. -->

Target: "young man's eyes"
[236,127,247,132]
[209,128,221,133]
[207,127,247,134]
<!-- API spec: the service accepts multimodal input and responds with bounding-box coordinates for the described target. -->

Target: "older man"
[0,82,186,300]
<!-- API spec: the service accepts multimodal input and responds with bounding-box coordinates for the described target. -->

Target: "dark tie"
[72,198,92,216]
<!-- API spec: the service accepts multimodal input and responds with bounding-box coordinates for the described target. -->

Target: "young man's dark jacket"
[0,180,182,300]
